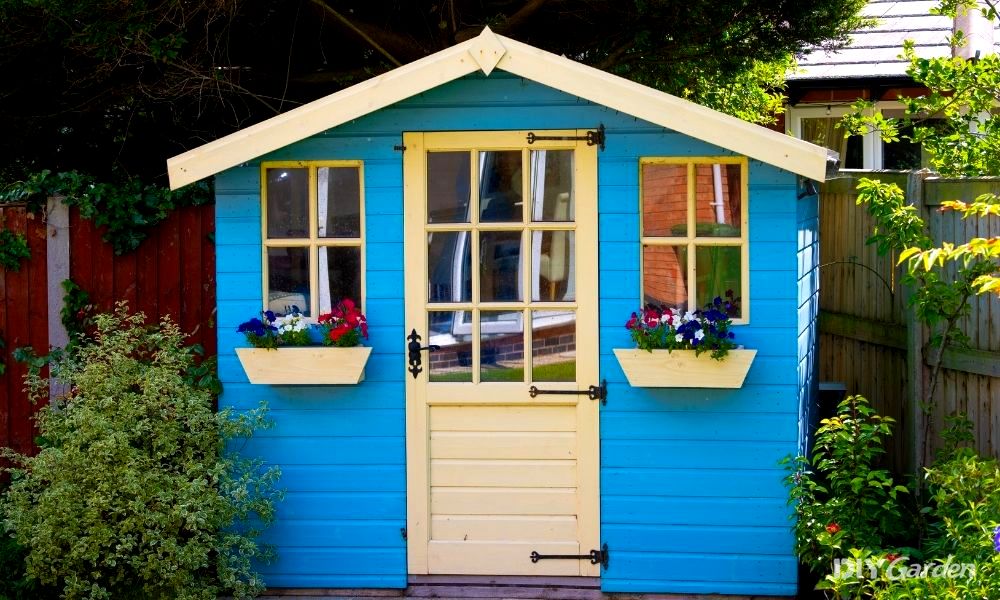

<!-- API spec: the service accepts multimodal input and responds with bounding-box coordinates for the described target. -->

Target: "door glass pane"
[429,311,473,382]
[481,310,524,382]
[428,152,471,224]
[479,151,523,223]
[695,246,741,317]
[530,150,574,222]
[532,311,575,382]
[266,168,309,239]
[642,244,688,310]
[532,230,575,302]
[317,167,361,238]
[428,232,472,303]
[318,246,361,314]
[694,164,741,237]
[480,231,522,302]
[267,247,310,316]
[641,164,687,237]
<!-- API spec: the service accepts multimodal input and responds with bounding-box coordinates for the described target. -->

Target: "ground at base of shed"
[258,576,792,600]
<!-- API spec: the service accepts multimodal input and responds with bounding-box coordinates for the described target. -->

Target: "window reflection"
[479,151,522,223]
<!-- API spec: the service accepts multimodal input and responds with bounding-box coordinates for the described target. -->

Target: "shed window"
[262,162,364,318]
[640,158,747,322]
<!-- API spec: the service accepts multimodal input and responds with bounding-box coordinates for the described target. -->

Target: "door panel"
[404,131,599,577]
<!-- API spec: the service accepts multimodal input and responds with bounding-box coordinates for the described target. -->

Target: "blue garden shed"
[168,28,829,597]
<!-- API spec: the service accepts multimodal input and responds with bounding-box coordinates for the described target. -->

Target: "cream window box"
[236,346,372,385]
[612,348,756,388]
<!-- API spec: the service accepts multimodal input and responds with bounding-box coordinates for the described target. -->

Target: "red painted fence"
[0,203,216,456]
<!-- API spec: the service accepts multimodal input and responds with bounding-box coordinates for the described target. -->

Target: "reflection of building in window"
[641,159,746,319]
[262,162,364,318]
[423,147,578,383]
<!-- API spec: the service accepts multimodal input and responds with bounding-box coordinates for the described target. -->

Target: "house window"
[640,158,748,322]
[262,161,364,318]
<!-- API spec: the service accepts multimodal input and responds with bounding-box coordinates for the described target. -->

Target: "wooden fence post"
[904,171,929,474]
[46,196,70,400]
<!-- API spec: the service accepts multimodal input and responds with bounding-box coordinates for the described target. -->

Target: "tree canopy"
[0,0,870,184]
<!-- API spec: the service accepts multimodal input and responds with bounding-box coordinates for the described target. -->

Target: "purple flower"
[238,318,264,334]
[713,296,723,306]
[264,310,276,322]
[994,525,1000,553]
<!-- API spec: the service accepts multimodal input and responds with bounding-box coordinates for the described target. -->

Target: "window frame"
[260,160,366,319]
[639,156,750,325]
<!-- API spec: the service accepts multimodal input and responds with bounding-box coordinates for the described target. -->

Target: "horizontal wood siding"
[215,73,800,594]
[798,189,821,457]
[599,150,798,596]
[215,138,407,588]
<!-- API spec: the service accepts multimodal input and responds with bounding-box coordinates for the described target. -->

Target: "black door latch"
[407,329,440,379]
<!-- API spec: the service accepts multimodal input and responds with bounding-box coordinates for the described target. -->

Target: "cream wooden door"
[403,131,600,576]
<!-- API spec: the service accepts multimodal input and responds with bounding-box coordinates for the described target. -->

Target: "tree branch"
[305,0,403,67]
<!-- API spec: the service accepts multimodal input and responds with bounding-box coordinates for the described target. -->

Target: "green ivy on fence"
[0,170,211,255]
[0,230,31,271]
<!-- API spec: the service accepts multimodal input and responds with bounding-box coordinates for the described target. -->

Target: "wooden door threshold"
[406,575,602,599]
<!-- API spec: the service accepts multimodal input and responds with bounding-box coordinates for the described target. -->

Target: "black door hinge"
[401,527,407,540]
[528,379,607,405]
[526,124,605,151]
[530,543,609,570]
[394,144,406,152]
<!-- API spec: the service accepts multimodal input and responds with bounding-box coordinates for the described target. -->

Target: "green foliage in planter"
[783,395,911,575]
[1,304,281,600]
[0,230,30,272]
[0,170,211,255]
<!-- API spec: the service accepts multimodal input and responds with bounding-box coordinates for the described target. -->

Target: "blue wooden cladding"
[214,73,814,596]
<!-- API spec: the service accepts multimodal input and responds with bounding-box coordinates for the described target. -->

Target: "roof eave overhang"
[167,28,830,189]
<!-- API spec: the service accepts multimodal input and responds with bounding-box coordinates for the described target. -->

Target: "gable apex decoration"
[468,26,507,75]
[167,28,830,189]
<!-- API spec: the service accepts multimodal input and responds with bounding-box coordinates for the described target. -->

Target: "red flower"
[825,523,841,534]
[886,553,901,563]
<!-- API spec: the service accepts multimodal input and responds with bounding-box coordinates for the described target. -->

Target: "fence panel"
[0,202,216,458]
[819,173,1000,469]
[0,205,48,456]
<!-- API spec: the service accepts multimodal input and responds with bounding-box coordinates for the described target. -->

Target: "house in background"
[168,28,831,597]
[785,0,998,169]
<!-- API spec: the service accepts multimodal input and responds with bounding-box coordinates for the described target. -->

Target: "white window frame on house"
[260,160,366,319]
[787,104,879,169]
[787,101,948,170]
[639,156,750,325]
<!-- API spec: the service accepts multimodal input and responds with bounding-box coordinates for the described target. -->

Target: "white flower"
[694,329,705,341]
[675,334,684,343]
[683,311,695,323]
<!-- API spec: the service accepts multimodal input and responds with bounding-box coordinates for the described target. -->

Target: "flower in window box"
[318,299,369,348]
[237,311,280,349]
[625,292,740,360]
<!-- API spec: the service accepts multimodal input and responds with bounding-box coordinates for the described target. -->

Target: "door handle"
[407,328,440,379]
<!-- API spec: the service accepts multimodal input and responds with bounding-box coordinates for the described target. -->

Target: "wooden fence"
[819,172,1000,472]
[0,201,216,456]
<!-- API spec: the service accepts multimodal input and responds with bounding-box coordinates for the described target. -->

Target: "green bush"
[783,395,911,575]
[1,304,281,599]
[785,404,1000,599]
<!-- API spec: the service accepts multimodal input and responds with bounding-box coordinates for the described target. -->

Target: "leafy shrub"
[783,395,910,575]
[0,524,42,599]
[1,304,281,599]
[0,230,30,272]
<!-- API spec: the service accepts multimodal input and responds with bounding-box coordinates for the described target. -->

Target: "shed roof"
[167,28,830,188]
